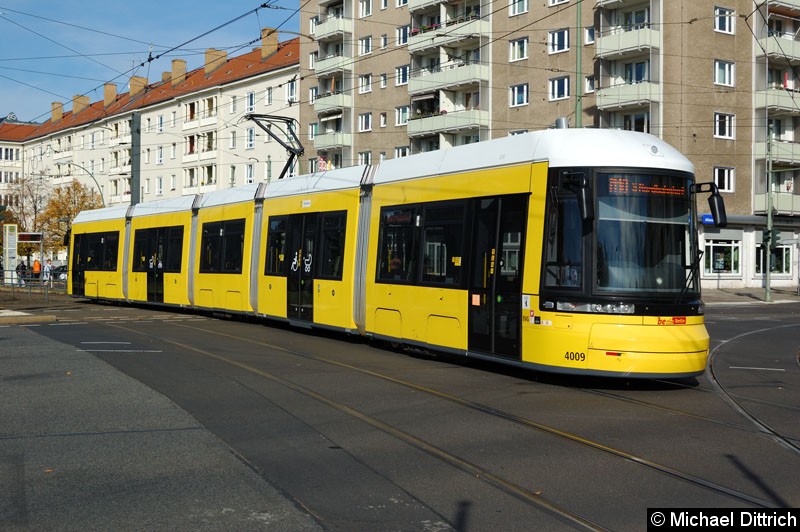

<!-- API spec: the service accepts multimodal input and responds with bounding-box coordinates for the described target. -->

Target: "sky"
[0,1,301,123]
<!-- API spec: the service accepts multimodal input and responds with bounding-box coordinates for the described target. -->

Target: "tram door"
[71,234,87,297]
[145,230,165,303]
[286,214,318,322]
[468,195,527,359]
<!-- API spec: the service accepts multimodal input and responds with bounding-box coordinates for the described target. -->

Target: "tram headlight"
[555,301,635,314]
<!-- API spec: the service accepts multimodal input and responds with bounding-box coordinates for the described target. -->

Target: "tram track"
[100,318,782,513]
[707,323,800,456]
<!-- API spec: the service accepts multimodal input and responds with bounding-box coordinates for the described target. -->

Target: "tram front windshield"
[595,172,695,295]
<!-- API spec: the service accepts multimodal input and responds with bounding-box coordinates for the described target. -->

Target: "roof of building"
[0,37,299,144]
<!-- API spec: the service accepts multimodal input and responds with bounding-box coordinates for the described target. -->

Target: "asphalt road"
[2,297,799,531]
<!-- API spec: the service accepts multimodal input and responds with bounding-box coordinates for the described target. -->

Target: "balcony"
[757,87,800,114]
[315,54,352,76]
[596,81,660,110]
[595,0,625,7]
[314,132,352,150]
[596,26,658,58]
[768,1,800,15]
[409,62,488,94]
[314,92,352,114]
[407,109,488,137]
[755,139,800,164]
[754,192,800,215]
[409,17,488,54]
[316,16,352,41]
[409,0,448,12]
[757,33,800,63]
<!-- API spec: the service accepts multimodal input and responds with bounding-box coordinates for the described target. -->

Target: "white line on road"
[729,366,786,372]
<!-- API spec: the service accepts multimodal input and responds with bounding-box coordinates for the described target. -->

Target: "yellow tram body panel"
[258,187,361,330]
[127,211,192,306]
[193,201,255,313]
[69,217,125,300]
[365,162,534,346]
[521,307,709,376]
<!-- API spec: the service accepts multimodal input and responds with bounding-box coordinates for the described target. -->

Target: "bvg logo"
[658,317,687,325]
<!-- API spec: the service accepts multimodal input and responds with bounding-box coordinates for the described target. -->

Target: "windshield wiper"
[676,250,703,304]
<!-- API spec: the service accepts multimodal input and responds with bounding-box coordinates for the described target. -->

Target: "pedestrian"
[16,261,27,286]
[42,259,53,287]
[33,258,41,280]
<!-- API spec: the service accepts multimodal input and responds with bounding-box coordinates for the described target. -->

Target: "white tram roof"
[374,128,694,184]
[73,129,693,223]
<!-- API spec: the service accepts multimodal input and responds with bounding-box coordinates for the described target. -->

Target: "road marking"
[81,341,131,345]
[78,349,163,353]
[729,366,785,372]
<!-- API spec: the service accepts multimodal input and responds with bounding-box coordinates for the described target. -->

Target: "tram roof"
[374,128,693,184]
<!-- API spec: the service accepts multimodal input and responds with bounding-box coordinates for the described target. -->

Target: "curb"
[0,311,58,325]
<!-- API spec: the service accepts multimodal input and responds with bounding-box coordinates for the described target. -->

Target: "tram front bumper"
[587,322,710,377]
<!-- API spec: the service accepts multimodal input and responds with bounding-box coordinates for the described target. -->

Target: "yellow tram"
[69,128,726,378]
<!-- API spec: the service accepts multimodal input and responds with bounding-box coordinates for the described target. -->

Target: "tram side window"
[265,216,287,275]
[377,206,418,282]
[200,218,245,274]
[85,231,119,271]
[164,226,184,273]
[543,194,583,289]
[318,211,347,279]
[421,202,465,286]
[132,229,152,272]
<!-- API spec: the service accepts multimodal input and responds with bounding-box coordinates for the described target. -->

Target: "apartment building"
[298,0,800,290]
[0,30,300,213]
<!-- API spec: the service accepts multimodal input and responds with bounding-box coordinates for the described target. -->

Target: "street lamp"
[62,162,106,207]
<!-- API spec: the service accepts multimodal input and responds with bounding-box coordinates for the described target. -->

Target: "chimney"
[171,59,186,86]
[261,28,278,60]
[104,83,117,107]
[162,71,171,83]
[130,75,147,96]
[204,48,227,74]
[72,95,90,115]
[51,102,63,122]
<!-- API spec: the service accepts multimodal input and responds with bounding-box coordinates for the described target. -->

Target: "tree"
[40,180,103,255]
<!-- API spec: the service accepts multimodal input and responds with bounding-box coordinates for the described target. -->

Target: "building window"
[624,60,648,83]
[359,112,372,132]
[714,112,735,139]
[509,37,528,62]
[246,164,254,184]
[397,26,409,46]
[157,146,163,165]
[548,29,569,54]
[714,6,734,34]
[756,245,791,274]
[286,80,298,103]
[704,239,740,275]
[623,112,649,133]
[156,176,163,196]
[229,131,237,149]
[396,106,409,125]
[309,122,318,140]
[395,65,410,85]
[395,146,410,158]
[380,112,387,127]
[359,36,373,55]
[510,0,528,16]
[358,151,372,165]
[157,115,164,133]
[359,74,373,93]
[247,127,256,148]
[714,166,735,192]
[246,91,256,112]
[309,86,318,104]
[266,87,273,105]
[359,0,372,18]
[397,0,407,5]
[714,60,735,87]
[548,77,570,101]
[510,83,529,106]
[585,27,595,44]
[549,0,568,5]
[585,76,596,93]
[230,96,238,114]
[380,73,388,88]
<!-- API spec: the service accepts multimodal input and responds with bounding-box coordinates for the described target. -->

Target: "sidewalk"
[0,286,322,531]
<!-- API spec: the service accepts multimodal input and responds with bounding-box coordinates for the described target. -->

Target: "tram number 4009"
[564,351,586,362]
